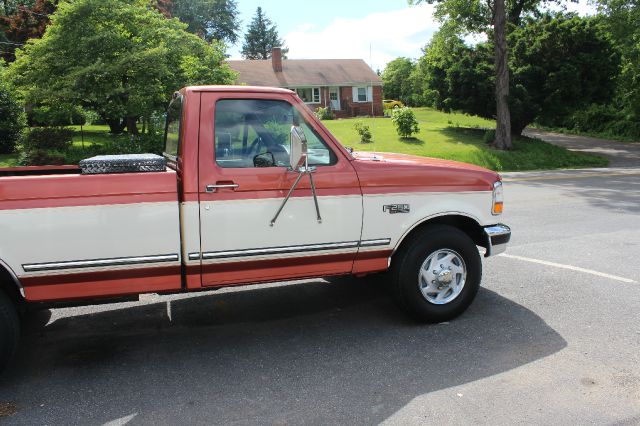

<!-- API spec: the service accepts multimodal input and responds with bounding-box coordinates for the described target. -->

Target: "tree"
[509,14,619,134]
[597,0,640,119]
[0,0,56,62]
[417,14,619,135]
[154,0,240,44]
[0,61,25,154]
[8,0,236,135]
[381,57,416,104]
[416,28,494,115]
[241,7,288,59]
[410,0,568,149]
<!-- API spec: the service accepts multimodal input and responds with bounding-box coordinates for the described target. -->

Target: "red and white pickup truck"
[0,86,510,369]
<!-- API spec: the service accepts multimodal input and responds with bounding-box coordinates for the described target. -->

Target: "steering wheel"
[247,137,266,157]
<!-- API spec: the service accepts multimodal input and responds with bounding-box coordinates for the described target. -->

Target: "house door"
[329,87,340,110]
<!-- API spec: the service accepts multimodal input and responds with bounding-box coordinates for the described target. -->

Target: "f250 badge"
[383,204,410,214]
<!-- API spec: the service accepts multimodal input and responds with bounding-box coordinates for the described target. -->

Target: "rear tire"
[391,225,481,323]
[0,290,20,372]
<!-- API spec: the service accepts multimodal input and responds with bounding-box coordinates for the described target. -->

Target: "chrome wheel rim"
[418,249,467,305]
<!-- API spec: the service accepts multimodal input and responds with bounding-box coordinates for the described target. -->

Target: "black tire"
[0,290,20,372]
[391,225,481,323]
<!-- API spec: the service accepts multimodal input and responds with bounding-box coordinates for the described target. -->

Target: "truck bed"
[0,168,183,301]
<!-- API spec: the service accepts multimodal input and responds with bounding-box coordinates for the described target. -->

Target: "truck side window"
[164,94,183,160]
[214,99,336,168]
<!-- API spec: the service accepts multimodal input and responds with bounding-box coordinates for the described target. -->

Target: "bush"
[18,149,66,166]
[483,129,496,145]
[354,121,372,143]
[0,84,25,154]
[28,105,86,127]
[314,106,334,120]
[21,127,74,152]
[83,110,103,125]
[391,107,420,138]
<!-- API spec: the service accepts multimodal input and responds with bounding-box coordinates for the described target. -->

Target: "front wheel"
[0,290,20,372]
[391,225,481,323]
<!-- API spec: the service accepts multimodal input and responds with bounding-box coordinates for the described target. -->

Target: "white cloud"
[281,4,438,72]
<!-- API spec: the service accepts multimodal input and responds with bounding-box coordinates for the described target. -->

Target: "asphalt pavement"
[1,167,639,425]
[523,128,640,167]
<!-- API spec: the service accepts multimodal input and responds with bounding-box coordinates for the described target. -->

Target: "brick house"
[227,48,383,118]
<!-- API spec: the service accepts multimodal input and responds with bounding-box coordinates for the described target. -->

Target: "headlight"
[492,181,503,215]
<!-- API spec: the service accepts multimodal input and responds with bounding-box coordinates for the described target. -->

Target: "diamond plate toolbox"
[79,154,166,175]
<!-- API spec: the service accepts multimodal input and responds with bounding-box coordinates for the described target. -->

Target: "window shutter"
[352,87,358,102]
[367,86,373,102]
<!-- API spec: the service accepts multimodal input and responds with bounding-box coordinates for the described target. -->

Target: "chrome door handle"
[205,183,239,193]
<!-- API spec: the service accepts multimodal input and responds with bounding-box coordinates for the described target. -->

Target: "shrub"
[354,121,372,143]
[18,149,66,166]
[28,105,86,127]
[314,106,334,120]
[0,84,25,154]
[21,127,74,152]
[83,110,103,125]
[391,107,420,138]
[483,129,496,145]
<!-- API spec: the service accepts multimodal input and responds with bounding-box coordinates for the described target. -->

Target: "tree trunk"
[106,118,126,134]
[492,0,512,150]
[126,117,139,136]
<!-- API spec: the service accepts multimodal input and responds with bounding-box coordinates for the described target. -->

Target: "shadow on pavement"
[0,279,566,424]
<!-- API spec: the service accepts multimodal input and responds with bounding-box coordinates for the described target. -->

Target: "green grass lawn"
[0,153,19,168]
[323,108,608,171]
[2,111,608,171]
[68,124,129,148]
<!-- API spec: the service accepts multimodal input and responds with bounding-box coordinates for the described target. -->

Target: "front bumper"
[483,224,511,257]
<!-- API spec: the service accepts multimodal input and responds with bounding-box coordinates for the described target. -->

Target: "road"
[1,168,639,425]
[523,128,640,167]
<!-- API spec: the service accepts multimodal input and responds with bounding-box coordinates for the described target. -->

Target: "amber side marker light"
[492,181,504,215]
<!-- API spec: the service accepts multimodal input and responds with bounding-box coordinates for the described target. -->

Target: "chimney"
[272,47,282,72]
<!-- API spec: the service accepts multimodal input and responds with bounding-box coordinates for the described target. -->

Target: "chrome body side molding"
[191,238,391,262]
[22,254,180,273]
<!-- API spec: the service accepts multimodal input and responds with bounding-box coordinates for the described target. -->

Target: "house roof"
[226,59,383,87]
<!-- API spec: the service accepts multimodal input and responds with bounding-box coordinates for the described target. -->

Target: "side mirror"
[289,125,308,170]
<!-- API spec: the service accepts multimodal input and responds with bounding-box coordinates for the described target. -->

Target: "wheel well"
[0,262,23,305]
[394,214,487,259]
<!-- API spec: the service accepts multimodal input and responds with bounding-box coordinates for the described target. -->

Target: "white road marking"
[499,253,636,283]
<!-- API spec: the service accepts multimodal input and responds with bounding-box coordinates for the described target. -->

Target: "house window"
[294,87,321,104]
[357,87,367,102]
[353,86,372,103]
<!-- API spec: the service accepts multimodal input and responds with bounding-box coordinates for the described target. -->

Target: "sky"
[227,0,596,72]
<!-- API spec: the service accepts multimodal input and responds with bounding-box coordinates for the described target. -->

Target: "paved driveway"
[523,128,640,167]
[0,168,639,425]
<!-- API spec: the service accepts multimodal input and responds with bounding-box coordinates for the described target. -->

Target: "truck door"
[196,92,363,287]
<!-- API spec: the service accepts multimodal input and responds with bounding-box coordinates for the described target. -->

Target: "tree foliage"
[597,0,640,118]
[153,0,240,44]
[416,14,619,135]
[411,0,570,148]
[7,0,236,134]
[0,0,56,62]
[0,61,25,153]
[509,14,619,134]
[381,57,416,104]
[241,7,288,59]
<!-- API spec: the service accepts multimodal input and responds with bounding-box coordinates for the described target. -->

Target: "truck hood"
[350,151,499,193]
